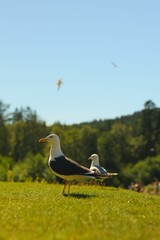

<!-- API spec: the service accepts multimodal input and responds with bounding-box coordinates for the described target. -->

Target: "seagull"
[88,154,107,175]
[56,79,63,90]
[39,134,108,194]
[111,62,118,68]
[88,154,118,177]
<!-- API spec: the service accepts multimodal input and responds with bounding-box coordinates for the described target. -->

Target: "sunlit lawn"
[0,182,160,240]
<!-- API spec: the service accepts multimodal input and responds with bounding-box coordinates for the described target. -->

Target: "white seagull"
[56,79,63,90]
[39,134,109,194]
[88,154,118,177]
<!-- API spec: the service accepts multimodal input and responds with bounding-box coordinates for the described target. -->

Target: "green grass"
[0,182,160,240]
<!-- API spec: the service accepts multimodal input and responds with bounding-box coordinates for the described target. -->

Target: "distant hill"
[72,110,142,136]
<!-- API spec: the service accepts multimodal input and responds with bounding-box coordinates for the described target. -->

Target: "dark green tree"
[141,100,157,157]
[10,107,48,161]
[98,123,133,172]
[0,101,11,156]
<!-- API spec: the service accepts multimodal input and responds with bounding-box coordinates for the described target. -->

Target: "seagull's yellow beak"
[39,138,47,143]
[88,157,91,160]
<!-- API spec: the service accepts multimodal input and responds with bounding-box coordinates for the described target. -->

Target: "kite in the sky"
[56,79,63,90]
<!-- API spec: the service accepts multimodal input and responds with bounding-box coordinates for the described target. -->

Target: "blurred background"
[0,0,160,192]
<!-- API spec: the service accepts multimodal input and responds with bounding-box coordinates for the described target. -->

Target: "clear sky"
[0,0,160,125]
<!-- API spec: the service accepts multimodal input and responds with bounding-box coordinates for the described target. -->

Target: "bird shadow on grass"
[63,193,97,199]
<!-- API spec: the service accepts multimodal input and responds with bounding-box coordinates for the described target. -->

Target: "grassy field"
[0,182,160,240]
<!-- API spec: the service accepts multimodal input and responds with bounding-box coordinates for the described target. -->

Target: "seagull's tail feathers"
[107,172,118,178]
[85,171,118,180]
[84,171,109,180]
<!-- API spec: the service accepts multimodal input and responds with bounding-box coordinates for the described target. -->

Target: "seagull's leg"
[62,181,67,195]
[68,181,71,194]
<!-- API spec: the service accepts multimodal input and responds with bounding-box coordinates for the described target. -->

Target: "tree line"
[0,99,160,188]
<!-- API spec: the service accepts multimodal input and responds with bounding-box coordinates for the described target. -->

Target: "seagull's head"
[39,134,63,158]
[88,154,100,164]
[39,134,60,146]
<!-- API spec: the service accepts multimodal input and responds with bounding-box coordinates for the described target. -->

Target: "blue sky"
[0,0,160,125]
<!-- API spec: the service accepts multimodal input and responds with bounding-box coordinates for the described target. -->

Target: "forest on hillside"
[0,99,160,188]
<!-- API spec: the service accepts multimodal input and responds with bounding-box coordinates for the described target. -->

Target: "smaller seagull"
[88,154,118,177]
[111,61,118,68]
[56,79,63,90]
[88,154,107,175]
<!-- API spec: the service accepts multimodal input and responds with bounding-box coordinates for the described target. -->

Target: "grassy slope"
[0,182,160,240]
